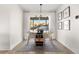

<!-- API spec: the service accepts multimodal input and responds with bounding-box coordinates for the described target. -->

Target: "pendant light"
[39,4,43,27]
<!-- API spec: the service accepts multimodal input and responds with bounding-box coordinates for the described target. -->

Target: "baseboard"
[0,49,10,51]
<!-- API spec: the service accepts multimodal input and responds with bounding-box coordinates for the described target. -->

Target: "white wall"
[0,5,23,50]
[56,4,79,53]
[0,5,10,50]
[24,12,56,40]
[9,5,23,49]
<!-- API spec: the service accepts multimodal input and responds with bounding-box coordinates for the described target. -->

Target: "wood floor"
[0,33,74,54]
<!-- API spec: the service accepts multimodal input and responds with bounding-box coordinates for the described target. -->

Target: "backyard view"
[30,19,49,32]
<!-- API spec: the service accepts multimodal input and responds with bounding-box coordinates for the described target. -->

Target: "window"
[30,17,49,32]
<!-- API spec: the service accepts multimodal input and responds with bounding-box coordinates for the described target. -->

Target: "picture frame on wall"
[58,22,62,30]
[58,12,62,21]
[63,6,70,19]
[64,20,70,30]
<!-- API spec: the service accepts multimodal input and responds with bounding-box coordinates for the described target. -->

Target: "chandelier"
[39,4,42,19]
[39,4,43,26]
[30,4,48,20]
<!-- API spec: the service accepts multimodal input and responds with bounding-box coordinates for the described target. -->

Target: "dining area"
[6,30,73,54]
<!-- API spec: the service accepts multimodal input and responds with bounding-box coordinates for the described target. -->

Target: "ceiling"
[19,4,62,12]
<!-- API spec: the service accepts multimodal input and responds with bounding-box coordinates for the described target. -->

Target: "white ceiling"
[19,4,62,12]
